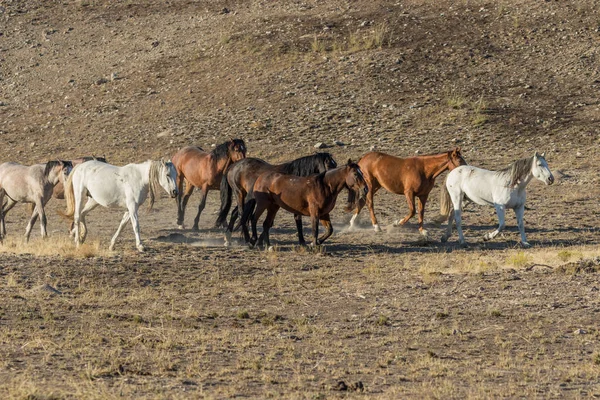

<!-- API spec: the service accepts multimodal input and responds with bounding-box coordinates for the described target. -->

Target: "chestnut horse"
[172,139,246,230]
[250,160,368,249]
[52,156,107,199]
[218,153,338,246]
[348,148,466,236]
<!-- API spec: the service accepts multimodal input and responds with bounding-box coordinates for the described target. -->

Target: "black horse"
[217,153,337,246]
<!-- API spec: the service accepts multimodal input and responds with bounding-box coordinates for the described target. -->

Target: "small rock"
[314,142,328,149]
[33,284,62,295]
[369,145,376,151]
[574,328,587,335]
[94,78,108,85]
[334,140,345,146]
[110,72,118,81]
[30,141,36,147]
[415,150,420,154]
[333,381,348,391]
[151,41,160,48]
[220,7,230,14]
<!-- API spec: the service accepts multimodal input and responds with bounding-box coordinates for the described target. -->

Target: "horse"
[172,139,246,230]
[0,160,71,241]
[52,156,107,199]
[250,160,368,249]
[217,152,338,246]
[62,160,178,252]
[348,148,467,236]
[440,152,554,248]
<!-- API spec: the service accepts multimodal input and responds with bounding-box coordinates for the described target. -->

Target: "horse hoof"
[191,226,200,232]
[267,246,274,252]
[521,242,531,248]
[459,242,468,249]
[177,225,185,230]
[223,240,230,247]
[420,229,429,238]
[373,225,382,232]
[137,245,145,252]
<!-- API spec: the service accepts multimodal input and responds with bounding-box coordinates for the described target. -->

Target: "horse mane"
[280,153,333,176]
[147,160,162,211]
[497,156,534,186]
[44,160,71,177]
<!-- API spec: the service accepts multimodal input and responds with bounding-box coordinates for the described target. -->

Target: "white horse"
[63,160,178,251]
[0,161,71,241]
[440,152,554,247]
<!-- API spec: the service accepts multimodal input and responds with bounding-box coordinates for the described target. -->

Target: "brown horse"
[250,160,368,249]
[219,152,338,246]
[52,156,107,199]
[348,148,466,236]
[172,139,246,230]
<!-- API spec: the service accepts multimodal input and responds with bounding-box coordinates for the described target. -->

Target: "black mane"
[44,160,71,177]
[211,139,245,160]
[280,152,334,176]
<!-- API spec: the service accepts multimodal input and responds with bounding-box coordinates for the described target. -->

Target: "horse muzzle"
[171,190,178,198]
[547,175,554,185]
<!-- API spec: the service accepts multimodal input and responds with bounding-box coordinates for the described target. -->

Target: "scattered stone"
[333,381,348,391]
[334,140,344,146]
[94,78,108,85]
[110,72,118,81]
[32,284,62,295]
[314,142,328,149]
[574,328,587,335]
[369,145,376,151]
[220,7,230,14]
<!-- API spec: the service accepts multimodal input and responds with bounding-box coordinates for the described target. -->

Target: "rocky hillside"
[1,0,599,166]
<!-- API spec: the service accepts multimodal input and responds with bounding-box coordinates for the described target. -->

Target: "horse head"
[228,139,247,162]
[323,153,337,171]
[532,152,554,185]
[448,147,467,169]
[158,159,178,198]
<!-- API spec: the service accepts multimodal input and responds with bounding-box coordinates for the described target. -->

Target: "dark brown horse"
[52,156,107,199]
[250,160,368,249]
[218,153,338,246]
[348,148,466,236]
[172,139,246,230]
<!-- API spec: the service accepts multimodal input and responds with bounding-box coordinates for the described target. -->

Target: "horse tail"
[216,172,232,228]
[60,165,78,220]
[436,178,453,222]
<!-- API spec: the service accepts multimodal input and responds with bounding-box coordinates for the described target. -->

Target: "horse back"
[228,158,271,194]
[358,152,420,194]
[254,172,326,217]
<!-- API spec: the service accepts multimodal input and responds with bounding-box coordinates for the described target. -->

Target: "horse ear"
[534,151,539,158]
[541,152,546,158]
[347,158,353,165]
[456,147,461,153]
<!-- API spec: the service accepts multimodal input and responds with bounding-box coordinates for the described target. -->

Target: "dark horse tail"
[215,172,232,228]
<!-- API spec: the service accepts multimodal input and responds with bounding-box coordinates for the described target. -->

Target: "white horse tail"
[60,164,80,219]
[436,178,453,222]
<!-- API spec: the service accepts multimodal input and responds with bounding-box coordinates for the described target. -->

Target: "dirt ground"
[2,0,600,398]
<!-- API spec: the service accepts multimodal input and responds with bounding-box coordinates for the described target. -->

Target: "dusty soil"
[1,0,600,398]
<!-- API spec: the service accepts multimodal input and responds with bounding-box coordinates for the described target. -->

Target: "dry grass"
[0,236,110,258]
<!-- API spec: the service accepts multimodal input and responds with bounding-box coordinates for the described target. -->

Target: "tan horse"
[52,156,107,200]
[172,139,246,230]
[0,161,71,241]
[348,148,466,236]
[250,160,368,248]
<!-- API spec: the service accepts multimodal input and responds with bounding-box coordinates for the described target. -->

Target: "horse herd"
[0,139,554,252]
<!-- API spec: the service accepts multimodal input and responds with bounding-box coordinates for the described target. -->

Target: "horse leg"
[310,211,319,247]
[191,186,208,231]
[416,194,429,238]
[365,186,382,232]
[128,204,145,252]
[294,214,306,246]
[224,206,238,247]
[177,180,194,229]
[24,202,41,242]
[0,190,5,240]
[251,199,267,248]
[349,196,365,230]
[110,211,130,251]
[317,215,333,245]
[2,197,17,237]
[77,198,99,244]
[242,198,257,245]
[258,205,278,249]
[483,204,506,242]
[394,191,416,227]
[515,205,530,247]
[440,186,464,246]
